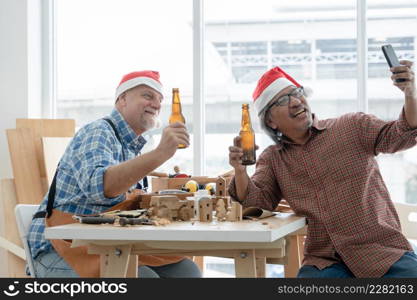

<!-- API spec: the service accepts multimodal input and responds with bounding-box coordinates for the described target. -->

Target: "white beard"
[140,115,161,131]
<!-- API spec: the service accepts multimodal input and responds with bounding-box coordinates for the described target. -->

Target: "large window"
[204,0,358,278]
[51,0,417,277]
[55,0,193,175]
[204,0,357,179]
[366,0,417,204]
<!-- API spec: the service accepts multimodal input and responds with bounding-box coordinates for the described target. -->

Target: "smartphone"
[381,44,406,82]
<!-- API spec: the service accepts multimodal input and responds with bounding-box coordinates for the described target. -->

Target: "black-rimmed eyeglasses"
[268,87,305,108]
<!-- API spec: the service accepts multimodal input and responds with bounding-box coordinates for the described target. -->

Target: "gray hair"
[258,107,283,145]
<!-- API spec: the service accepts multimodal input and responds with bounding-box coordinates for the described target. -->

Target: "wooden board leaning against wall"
[1,119,75,277]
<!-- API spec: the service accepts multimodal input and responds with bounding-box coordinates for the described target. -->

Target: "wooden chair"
[394,202,417,251]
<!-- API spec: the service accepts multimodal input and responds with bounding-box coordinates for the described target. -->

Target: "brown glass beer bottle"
[169,88,186,149]
[239,104,256,165]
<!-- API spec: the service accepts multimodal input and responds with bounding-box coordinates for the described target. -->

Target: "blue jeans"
[297,251,417,278]
[33,248,201,278]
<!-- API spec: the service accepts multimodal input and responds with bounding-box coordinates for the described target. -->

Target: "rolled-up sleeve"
[228,146,282,211]
[71,127,120,204]
[356,108,417,155]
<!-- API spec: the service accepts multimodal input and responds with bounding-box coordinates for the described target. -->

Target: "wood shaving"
[152,217,171,226]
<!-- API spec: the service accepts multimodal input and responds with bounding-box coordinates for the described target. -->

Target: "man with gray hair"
[29,70,201,278]
[228,64,417,278]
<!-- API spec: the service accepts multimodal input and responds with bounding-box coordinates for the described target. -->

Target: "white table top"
[45,213,306,243]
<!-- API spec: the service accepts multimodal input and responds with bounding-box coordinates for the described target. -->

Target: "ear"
[118,92,127,106]
[266,114,278,130]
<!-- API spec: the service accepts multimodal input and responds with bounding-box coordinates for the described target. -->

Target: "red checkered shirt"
[229,109,417,278]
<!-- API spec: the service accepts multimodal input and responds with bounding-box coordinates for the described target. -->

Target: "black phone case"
[381,45,406,82]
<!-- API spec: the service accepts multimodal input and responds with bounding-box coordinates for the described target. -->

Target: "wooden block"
[42,137,72,186]
[199,197,213,222]
[226,201,243,222]
[16,119,75,180]
[139,192,193,209]
[6,129,45,204]
[215,176,228,196]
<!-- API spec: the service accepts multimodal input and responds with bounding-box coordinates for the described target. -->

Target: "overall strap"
[103,118,125,161]
[32,171,57,219]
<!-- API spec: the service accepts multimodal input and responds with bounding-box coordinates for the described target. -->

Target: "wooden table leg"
[126,254,138,278]
[234,249,256,278]
[255,257,266,278]
[193,256,205,275]
[100,245,132,278]
[284,235,303,278]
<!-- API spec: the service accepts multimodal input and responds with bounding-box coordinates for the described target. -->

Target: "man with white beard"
[28,71,201,278]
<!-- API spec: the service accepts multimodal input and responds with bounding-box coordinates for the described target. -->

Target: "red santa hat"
[252,66,312,115]
[115,70,163,101]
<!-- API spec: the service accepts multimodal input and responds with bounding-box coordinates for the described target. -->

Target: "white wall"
[0,0,42,277]
[0,0,42,179]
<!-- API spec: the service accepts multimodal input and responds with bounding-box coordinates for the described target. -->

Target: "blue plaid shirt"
[28,108,147,259]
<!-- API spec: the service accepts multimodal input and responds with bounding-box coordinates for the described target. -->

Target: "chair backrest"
[394,202,417,240]
[15,204,39,277]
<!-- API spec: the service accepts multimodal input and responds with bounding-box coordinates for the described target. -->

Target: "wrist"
[234,166,247,176]
[152,147,172,163]
[404,84,417,99]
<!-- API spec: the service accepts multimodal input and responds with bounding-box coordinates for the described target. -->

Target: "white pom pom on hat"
[252,66,313,115]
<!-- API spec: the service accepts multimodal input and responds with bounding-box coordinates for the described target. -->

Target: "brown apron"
[44,190,185,277]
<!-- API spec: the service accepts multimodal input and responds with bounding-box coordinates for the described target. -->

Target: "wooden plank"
[0,181,8,277]
[7,253,27,278]
[42,137,72,185]
[16,119,75,180]
[6,129,45,204]
[16,119,75,137]
[0,178,28,277]
[0,237,25,259]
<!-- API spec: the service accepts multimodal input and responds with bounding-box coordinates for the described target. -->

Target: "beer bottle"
[239,104,256,165]
[169,88,186,149]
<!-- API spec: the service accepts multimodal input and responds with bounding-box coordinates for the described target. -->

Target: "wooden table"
[45,213,306,278]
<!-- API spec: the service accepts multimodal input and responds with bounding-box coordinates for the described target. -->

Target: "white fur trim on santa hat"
[303,86,313,98]
[115,77,163,100]
[254,77,294,115]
